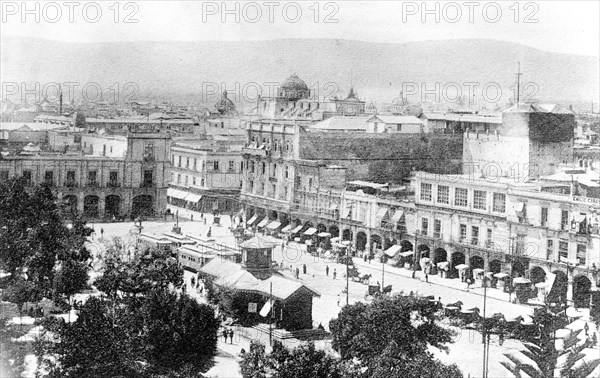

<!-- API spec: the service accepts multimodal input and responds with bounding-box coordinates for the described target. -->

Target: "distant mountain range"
[2,36,598,110]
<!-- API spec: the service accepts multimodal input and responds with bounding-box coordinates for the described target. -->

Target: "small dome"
[278,73,309,101]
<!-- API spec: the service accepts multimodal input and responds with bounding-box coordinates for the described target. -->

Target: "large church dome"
[278,73,309,101]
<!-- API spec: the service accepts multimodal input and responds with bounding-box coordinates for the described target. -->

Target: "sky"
[1,0,599,56]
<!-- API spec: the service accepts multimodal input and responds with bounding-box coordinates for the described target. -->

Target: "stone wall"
[298,132,463,183]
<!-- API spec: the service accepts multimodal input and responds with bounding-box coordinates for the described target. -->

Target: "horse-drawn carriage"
[364,283,392,299]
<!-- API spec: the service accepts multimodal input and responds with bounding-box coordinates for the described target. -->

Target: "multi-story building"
[412,170,599,307]
[0,129,170,219]
[167,134,246,215]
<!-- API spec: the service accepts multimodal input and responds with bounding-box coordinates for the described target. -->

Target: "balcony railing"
[64,181,78,188]
[107,181,121,188]
[86,181,99,188]
[241,147,267,157]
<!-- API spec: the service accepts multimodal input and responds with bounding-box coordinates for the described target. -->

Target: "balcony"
[64,181,78,188]
[107,181,121,188]
[86,181,99,188]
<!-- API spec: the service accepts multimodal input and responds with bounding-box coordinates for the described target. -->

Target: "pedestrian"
[295,267,300,279]
[191,214,194,222]
[584,322,589,336]
[333,269,337,279]
[425,272,429,283]
[229,329,234,344]
[466,278,473,289]
[302,264,307,275]
[337,294,340,307]
[222,329,228,342]
[325,265,329,276]
[207,227,212,237]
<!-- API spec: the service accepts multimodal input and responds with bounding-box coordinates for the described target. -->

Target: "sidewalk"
[353,258,518,305]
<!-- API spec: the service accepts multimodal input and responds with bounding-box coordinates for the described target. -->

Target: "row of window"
[171,155,242,173]
[546,239,587,266]
[246,181,288,200]
[249,136,293,153]
[420,182,506,212]
[1,169,153,186]
[420,217,495,247]
[245,161,291,179]
[172,173,204,188]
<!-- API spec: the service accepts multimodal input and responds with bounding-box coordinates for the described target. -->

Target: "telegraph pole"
[269,281,273,346]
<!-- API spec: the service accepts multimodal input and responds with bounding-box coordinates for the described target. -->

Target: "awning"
[167,188,188,200]
[574,213,587,222]
[246,215,258,226]
[514,202,525,212]
[291,225,303,234]
[257,218,269,228]
[455,264,469,270]
[304,227,317,236]
[317,232,331,237]
[391,210,404,223]
[305,240,313,245]
[376,208,388,218]
[384,245,401,257]
[281,225,292,233]
[437,261,449,269]
[267,221,281,230]
[259,300,272,317]
[185,193,202,203]
[399,251,414,257]
[331,237,340,242]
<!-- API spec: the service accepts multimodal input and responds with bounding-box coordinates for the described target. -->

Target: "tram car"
[177,245,216,272]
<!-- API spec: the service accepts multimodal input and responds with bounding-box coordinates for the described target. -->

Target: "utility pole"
[515,61,523,105]
[269,281,273,346]
[382,259,385,288]
[482,248,489,378]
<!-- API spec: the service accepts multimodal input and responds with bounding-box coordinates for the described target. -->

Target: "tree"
[330,293,454,362]
[329,293,460,377]
[53,259,89,306]
[0,178,92,299]
[239,341,359,378]
[138,288,219,374]
[38,297,140,378]
[501,305,600,378]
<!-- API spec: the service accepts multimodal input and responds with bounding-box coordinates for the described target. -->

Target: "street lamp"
[412,230,421,279]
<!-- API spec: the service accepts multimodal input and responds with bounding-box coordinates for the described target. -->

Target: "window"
[0,170,8,181]
[261,162,266,174]
[193,159,197,170]
[486,228,493,247]
[44,170,53,183]
[186,158,190,168]
[471,226,479,245]
[145,143,154,158]
[248,180,254,191]
[577,244,586,266]
[22,170,32,185]
[541,207,548,226]
[308,178,313,189]
[108,171,118,187]
[546,240,554,261]
[558,241,568,261]
[178,156,182,167]
[433,219,442,239]
[184,176,188,186]
[213,161,219,171]
[272,164,277,178]
[473,190,487,210]
[396,124,402,132]
[420,183,432,201]
[421,218,429,235]
[285,166,289,179]
[228,161,234,171]
[240,162,244,172]
[67,170,75,182]
[177,174,181,184]
[454,188,468,207]
[170,172,174,183]
[459,224,467,242]
[192,177,196,186]
[437,185,449,204]
[250,161,255,173]
[561,210,569,230]
[492,193,506,213]
[143,170,153,187]
[88,171,97,185]
[171,154,175,165]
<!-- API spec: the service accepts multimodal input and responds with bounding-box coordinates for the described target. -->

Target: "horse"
[444,301,463,317]
[382,285,393,295]
[360,274,372,284]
